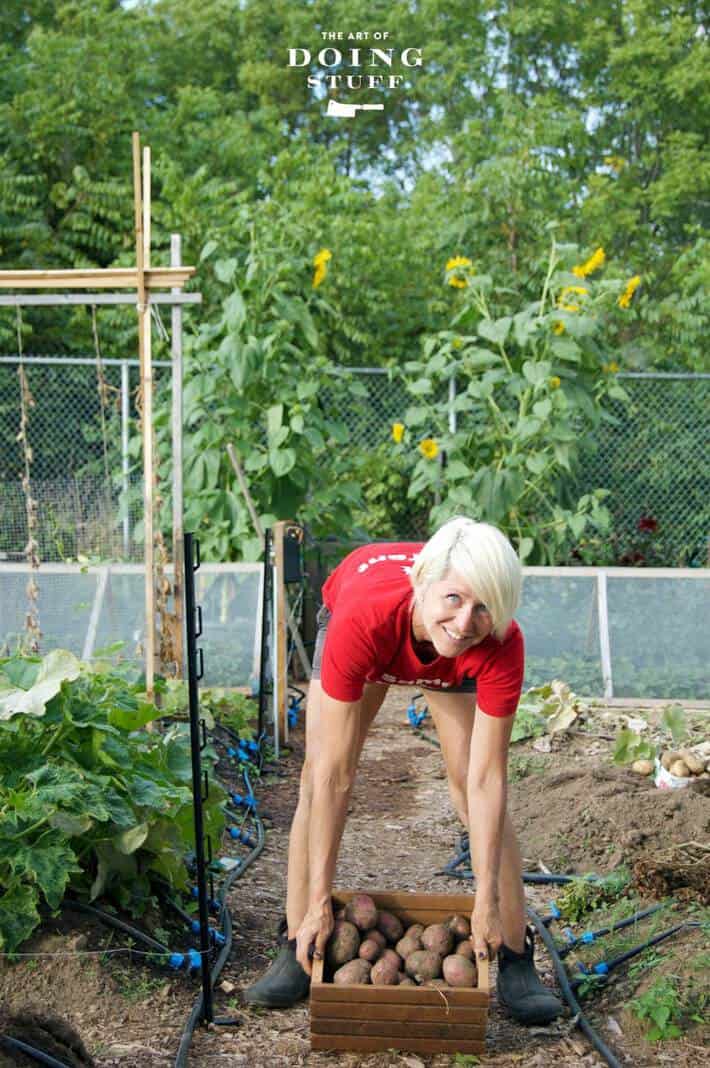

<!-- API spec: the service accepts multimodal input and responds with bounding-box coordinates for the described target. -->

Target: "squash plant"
[0,650,227,953]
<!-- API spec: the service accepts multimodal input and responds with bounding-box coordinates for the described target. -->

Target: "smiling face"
[411,569,494,658]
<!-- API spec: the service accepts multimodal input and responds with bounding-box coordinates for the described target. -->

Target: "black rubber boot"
[497,927,563,1025]
[243,930,311,1008]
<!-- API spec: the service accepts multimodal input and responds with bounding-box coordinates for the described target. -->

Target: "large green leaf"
[0,650,81,721]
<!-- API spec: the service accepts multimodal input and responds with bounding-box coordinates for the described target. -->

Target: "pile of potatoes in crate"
[327,894,477,988]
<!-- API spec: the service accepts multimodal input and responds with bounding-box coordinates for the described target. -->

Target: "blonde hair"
[410,516,521,639]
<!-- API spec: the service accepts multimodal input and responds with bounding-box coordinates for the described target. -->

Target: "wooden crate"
[310,890,489,1055]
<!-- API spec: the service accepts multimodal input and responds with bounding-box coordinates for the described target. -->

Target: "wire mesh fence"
[0,359,707,567]
[0,356,171,563]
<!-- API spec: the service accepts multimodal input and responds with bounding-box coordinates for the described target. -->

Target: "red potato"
[380,948,403,971]
[326,919,360,968]
[376,910,404,944]
[443,954,477,988]
[421,923,454,957]
[446,914,471,940]
[404,950,443,983]
[396,934,422,959]
[363,928,387,950]
[344,894,378,932]
[455,939,475,961]
[333,959,372,985]
[358,938,383,963]
[371,957,400,985]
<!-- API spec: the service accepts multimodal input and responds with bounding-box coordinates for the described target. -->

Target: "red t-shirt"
[320,542,524,717]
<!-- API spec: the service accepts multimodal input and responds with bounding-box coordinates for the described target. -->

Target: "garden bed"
[0,686,707,1067]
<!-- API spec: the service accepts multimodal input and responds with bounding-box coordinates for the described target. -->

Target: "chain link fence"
[0,359,707,567]
[0,356,171,563]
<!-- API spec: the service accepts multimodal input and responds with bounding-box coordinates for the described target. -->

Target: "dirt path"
[1,687,707,1067]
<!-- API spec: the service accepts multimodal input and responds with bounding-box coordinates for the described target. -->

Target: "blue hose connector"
[228,825,256,847]
[550,901,561,920]
[581,931,596,944]
[168,952,185,970]
[187,948,202,971]
[594,961,609,975]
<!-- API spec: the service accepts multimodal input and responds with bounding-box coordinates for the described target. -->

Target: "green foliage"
[0,649,228,952]
[399,238,627,563]
[661,705,687,745]
[557,870,632,924]
[511,679,583,743]
[612,729,656,766]
[630,977,684,1041]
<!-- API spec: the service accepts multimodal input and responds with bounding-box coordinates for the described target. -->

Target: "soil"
[0,687,707,1068]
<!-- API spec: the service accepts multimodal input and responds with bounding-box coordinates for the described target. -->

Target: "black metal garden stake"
[184,532,214,1023]
[257,527,273,741]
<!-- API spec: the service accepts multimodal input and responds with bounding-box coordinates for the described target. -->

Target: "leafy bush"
[0,650,227,952]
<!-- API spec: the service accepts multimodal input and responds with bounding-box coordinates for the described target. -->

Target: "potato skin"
[632,759,654,776]
[380,948,403,971]
[455,939,475,961]
[446,914,471,940]
[358,938,383,963]
[363,928,387,950]
[344,894,379,932]
[405,950,443,982]
[404,924,425,940]
[443,954,477,988]
[371,957,400,985]
[669,759,690,778]
[333,959,372,985]
[398,975,417,987]
[376,910,404,944]
[326,919,360,968]
[421,923,454,957]
[679,750,704,775]
[396,934,422,959]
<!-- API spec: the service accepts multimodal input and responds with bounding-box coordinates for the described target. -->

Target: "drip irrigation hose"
[0,1035,73,1068]
[526,905,624,1068]
[570,921,701,990]
[62,899,170,956]
[559,903,665,957]
[174,765,267,1068]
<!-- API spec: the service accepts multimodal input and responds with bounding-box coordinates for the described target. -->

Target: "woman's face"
[412,569,494,657]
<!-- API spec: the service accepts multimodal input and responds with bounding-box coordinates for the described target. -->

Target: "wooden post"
[171,234,185,677]
[133,131,155,700]
[272,520,289,743]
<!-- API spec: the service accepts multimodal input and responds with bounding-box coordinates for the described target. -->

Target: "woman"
[245,517,561,1024]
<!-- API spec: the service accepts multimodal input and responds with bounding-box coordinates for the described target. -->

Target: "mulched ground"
[1,686,707,1067]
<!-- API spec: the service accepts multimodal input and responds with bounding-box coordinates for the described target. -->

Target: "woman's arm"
[295,690,363,974]
[466,706,515,960]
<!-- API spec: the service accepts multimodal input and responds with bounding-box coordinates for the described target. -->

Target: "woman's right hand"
[295,896,334,975]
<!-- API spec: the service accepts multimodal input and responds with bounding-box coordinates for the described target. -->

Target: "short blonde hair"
[410,516,521,639]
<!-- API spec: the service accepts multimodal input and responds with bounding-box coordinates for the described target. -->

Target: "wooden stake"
[171,234,185,678]
[133,131,155,701]
[273,520,289,743]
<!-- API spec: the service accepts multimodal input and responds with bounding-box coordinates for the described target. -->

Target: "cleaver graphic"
[326,99,385,117]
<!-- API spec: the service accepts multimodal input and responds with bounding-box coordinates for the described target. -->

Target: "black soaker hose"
[61,899,170,956]
[174,767,266,1068]
[0,1035,73,1068]
[526,905,624,1068]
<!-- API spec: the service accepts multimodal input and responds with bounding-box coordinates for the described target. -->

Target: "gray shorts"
[311,605,477,694]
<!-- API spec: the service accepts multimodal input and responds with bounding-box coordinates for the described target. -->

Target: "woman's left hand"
[469,896,504,962]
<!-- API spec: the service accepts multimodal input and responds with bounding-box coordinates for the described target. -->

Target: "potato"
[405,950,443,982]
[404,923,425,940]
[443,954,477,988]
[326,920,360,968]
[446,914,471,940]
[376,910,404,944]
[423,979,449,988]
[632,759,654,776]
[371,957,400,985]
[333,959,372,985]
[398,975,417,987]
[455,939,475,961]
[396,935,422,959]
[669,759,690,778]
[358,938,383,963]
[380,948,403,970]
[421,923,455,957]
[363,928,387,950]
[344,894,378,932]
[679,750,705,775]
[661,750,680,771]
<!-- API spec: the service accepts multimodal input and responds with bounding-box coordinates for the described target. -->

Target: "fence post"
[171,234,185,676]
[121,361,130,557]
